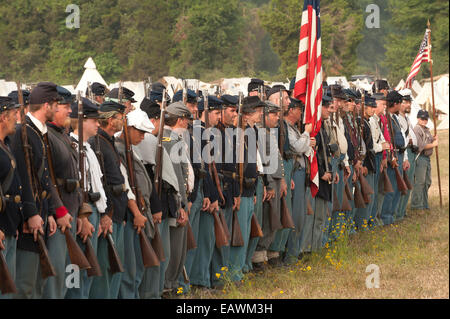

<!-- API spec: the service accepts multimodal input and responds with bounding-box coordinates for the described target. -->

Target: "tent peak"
[84,57,97,69]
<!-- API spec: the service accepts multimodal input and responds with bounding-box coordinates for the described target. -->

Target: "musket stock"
[0,249,17,294]
[250,213,263,238]
[106,233,124,274]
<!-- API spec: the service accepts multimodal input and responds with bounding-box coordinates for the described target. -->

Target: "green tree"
[383,0,449,84]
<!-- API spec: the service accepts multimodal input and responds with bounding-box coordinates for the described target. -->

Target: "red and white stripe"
[294,0,322,197]
[405,29,430,89]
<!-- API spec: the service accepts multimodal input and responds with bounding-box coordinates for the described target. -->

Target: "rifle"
[43,93,91,271]
[276,89,295,228]
[386,111,408,194]
[120,82,160,267]
[106,233,124,274]
[92,125,124,275]
[204,94,230,248]
[75,92,102,276]
[186,221,197,251]
[0,248,17,294]
[154,89,167,196]
[355,91,374,204]
[17,81,56,279]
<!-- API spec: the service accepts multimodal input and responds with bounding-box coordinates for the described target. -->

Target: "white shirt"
[399,113,418,146]
[27,112,47,134]
[70,133,107,214]
[369,114,386,154]
[333,116,349,166]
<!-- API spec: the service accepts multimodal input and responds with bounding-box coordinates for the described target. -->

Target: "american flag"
[294,0,322,197]
[405,29,431,89]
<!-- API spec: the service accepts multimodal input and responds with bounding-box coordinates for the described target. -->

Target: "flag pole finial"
[427,19,430,29]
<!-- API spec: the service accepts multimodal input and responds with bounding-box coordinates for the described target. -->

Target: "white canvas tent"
[327,76,350,88]
[415,81,449,115]
[411,80,423,97]
[395,79,405,91]
[0,80,25,96]
[437,115,449,130]
[75,57,108,96]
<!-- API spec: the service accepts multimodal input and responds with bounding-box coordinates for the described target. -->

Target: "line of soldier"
[0,77,438,299]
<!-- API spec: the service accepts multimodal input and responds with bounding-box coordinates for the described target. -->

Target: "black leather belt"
[106,184,126,196]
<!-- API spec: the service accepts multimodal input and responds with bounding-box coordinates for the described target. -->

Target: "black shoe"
[252,262,266,271]
[268,256,282,267]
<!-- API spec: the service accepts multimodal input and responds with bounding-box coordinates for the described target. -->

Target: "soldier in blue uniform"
[11,82,67,298]
[210,94,240,287]
[313,93,337,251]
[230,96,264,278]
[0,97,22,299]
[65,97,108,299]
[266,86,291,267]
[188,95,221,289]
[41,86,81,299]
[88,100,128,299]
[380,91,409,225]
[354,96,377,229]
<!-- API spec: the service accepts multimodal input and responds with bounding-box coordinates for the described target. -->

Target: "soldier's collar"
[27,112,47,135]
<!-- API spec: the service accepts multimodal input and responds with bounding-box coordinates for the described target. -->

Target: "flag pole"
[427,19,443,208]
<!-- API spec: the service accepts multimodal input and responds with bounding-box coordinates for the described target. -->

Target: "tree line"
[0,0,448,86]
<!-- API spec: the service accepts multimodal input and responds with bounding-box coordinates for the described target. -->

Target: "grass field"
[185,130,449,299]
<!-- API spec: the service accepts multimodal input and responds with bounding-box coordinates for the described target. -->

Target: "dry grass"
[183,130,449,299]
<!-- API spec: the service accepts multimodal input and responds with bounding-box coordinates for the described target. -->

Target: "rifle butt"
[139,231,160,268]
[151,226,165,262]
[403,170,413,190]
[219,210,231,242]
[382,169,394,194]
[85,238,102,277]
[332,188,341,212]
[186,222,197,251]
[64,229,91,270]
[0,250,17,295]
[341,188,353,212]
[280,196,295,229]
[359,173,374,195]
[37,234,57,279]
[268,199,282,232]
[213,211,229,248]
[394,167,408,193]
[344,181,353,201]
[230,210,244,247]
[353,181,366,209]
[250,213,263,238]
[106,234,124,274]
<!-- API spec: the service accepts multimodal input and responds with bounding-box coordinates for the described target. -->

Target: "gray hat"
[166,101,193,119]
[265,101,281,113]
